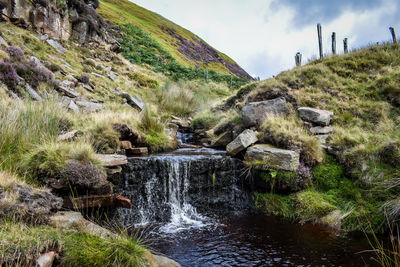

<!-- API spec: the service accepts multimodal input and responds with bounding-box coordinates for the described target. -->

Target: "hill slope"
[195,43,400,232]
[98,0,252,79]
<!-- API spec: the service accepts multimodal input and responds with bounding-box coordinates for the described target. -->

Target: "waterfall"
[118,148,252,233]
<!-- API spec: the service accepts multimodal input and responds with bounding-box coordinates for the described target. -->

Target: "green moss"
[294,189,338,223]
[312,155,345,191]
[254,193,296,220]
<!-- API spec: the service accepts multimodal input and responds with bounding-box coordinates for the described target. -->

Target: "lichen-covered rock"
[298,107,333,126]
[226,129,258,156]
[244,144,300,171]
[242,97,287,128]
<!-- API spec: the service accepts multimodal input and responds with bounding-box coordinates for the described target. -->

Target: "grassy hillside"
[98,0,251,79]
[197,43,400,233]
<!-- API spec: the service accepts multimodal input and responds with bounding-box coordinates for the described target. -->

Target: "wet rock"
[75,100,102,113]
[298,107,333,126]
[245,144,300,171]
[242,97,287,128]
[63,194,132,210]
[57,130,79,142]
[310,126,333,135]
[97,154,128,167]
[37,251,57,267]
[49,211,116,238]
[120,153,251,225]
[152,255,181,267]
[126,147,149,156]
[46,39,66,54]
[120,140,133,150]
[226,129,258,156]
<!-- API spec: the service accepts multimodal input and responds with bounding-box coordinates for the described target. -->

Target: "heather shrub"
[78,75,90,84]
[59,160,109,193]
[14,60,55,88]
[4,46,24,61]
[0,62,18,89]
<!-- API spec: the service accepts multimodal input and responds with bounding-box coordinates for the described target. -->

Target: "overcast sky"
[130,0,399,79]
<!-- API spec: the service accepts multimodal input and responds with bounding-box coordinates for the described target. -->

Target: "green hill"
[98,0,252,80]
[196,43,400,233]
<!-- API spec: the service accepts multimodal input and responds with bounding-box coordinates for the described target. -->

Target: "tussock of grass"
[0,220,149,267]
[294,189,337,223]
[260,115,324,165]
[0,100,68,173]
[21,141,100,185]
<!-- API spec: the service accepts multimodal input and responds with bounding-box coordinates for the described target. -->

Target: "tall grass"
[156,80,230,117]
[0,220,149,267]
[0,100,68,173]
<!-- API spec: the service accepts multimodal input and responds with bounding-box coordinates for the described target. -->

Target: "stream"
[117,133,376,266]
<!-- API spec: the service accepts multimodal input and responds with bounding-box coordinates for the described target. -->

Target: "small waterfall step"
[117,147,252,233]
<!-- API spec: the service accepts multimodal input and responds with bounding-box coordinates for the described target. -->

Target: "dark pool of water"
[150,214,377,267]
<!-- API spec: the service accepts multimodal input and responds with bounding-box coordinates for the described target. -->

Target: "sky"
[130,0,399,79]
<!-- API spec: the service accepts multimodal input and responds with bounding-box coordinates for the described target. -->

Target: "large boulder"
[298,107,333,126]
[226,129,258,156]
[242,97,287,128]
[244,144,300,171]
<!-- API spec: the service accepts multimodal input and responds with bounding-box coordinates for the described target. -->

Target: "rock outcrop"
[242,97,287,128]
[1,0,109,43]
[244,144,300,172]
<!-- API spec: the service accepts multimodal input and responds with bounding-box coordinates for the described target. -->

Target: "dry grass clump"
[260,114,324,165]
[156,80,231,117]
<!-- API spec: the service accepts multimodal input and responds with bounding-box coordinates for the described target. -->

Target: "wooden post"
[343,38,348,54]
[317,23,323,59]
[229,76,233,88]
[332,32,336,55]
[295,52,302,66]
[205,70,209,83]
[389,27,397,43]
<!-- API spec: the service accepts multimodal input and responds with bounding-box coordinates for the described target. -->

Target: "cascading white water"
[118,145,251,233]
[159,159,209,233]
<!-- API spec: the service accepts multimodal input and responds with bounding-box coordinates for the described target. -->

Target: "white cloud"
[129,0,399,79]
